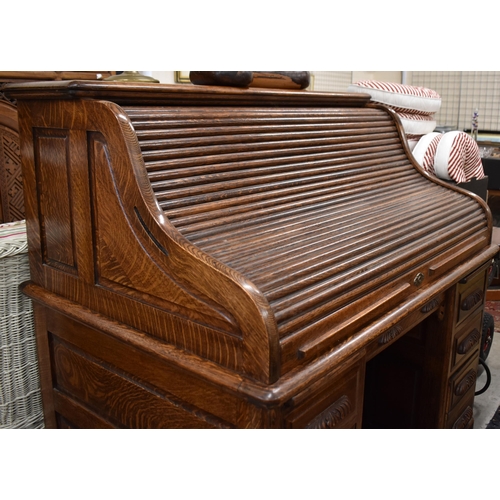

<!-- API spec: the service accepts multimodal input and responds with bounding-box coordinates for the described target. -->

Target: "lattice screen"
[410,71,500,132]
[459,72,500,132]
[312,72,353,92]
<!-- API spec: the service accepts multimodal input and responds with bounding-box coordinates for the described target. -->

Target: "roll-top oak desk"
[5,80,498,428]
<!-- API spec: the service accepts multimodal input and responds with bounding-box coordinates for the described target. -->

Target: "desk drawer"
[448,401,475,429]
[366,293,444,361]
[284,355,365,429]
[450,310,482,373]
[456,268,487,325]
[447,353,479,414]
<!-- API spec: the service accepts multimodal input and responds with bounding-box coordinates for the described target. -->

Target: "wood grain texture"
[0,73,115,223]
[34,128,76,272]
[0,100,23,222]
[4,80,372,107]
[9,81,497,428]
[451,405,474,429]
[0,71,114,82]
[52,338,228,428]
[124,103,491,371]
[306,395,353,428]
[451,310,483,372]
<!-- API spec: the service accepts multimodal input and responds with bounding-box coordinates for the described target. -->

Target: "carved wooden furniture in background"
[0,72,114,223]
[0,98,23,222]
[5,80,498,428]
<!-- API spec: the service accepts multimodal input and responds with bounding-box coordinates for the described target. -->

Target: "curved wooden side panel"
[85,100,280,383]
[86,128,235,328]
[16,99,280,383]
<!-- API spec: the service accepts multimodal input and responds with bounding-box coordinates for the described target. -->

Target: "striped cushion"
[412,132,443,174]
[406,138,419,152]
[434,131,484,182]
[397,112,436,136]
[412,131,485,182]
[348,81,441,115]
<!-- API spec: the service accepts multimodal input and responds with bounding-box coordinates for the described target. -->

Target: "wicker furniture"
[0,220,43,428]
[0,73,114,428]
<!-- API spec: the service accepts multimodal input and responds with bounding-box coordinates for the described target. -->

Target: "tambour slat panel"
[124,106,489,349]
[170,174,420,235]
[224,193,469,280]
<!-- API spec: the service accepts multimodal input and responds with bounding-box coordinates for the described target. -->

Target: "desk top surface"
[4,80,373,108]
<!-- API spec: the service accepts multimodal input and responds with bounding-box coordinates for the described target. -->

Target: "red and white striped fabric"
[434,131,484,182]
[412,131,485,182]
[411,132,443,174]
[348,81,441,115]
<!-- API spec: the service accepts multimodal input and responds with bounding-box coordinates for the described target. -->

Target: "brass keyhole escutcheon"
[413,272,425,286]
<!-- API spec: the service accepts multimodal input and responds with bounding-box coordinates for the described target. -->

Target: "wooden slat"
[227,195,469,279]
[162,162,413,220]
[124,105,489,344]
[173,175,425,237]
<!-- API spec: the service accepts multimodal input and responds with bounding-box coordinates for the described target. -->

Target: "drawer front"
[284,355,365,429]
[50,336,232,429]
[450,311,482,372]
[366,293,444,361]
[448,402,475,429]
[447,354,479,414]
[456,268,487,325]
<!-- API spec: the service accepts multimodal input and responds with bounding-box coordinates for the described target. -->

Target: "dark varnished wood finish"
[6,80,370,107]
[6,80,498,428]
[189,71,311,89]
[0,72,114,223]
[0,99,23,222]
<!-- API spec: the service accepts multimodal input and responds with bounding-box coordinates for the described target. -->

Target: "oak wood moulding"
[5,80,498,428]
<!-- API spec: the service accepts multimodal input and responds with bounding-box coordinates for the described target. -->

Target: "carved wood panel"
[51,336,230,429]
[33,128,77,274]
[0,123,24,222]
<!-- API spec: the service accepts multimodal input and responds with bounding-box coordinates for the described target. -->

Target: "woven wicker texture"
[0,221,44,428]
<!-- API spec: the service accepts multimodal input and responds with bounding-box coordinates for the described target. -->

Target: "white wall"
[151,71,176,84]
[352,72,401,84]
